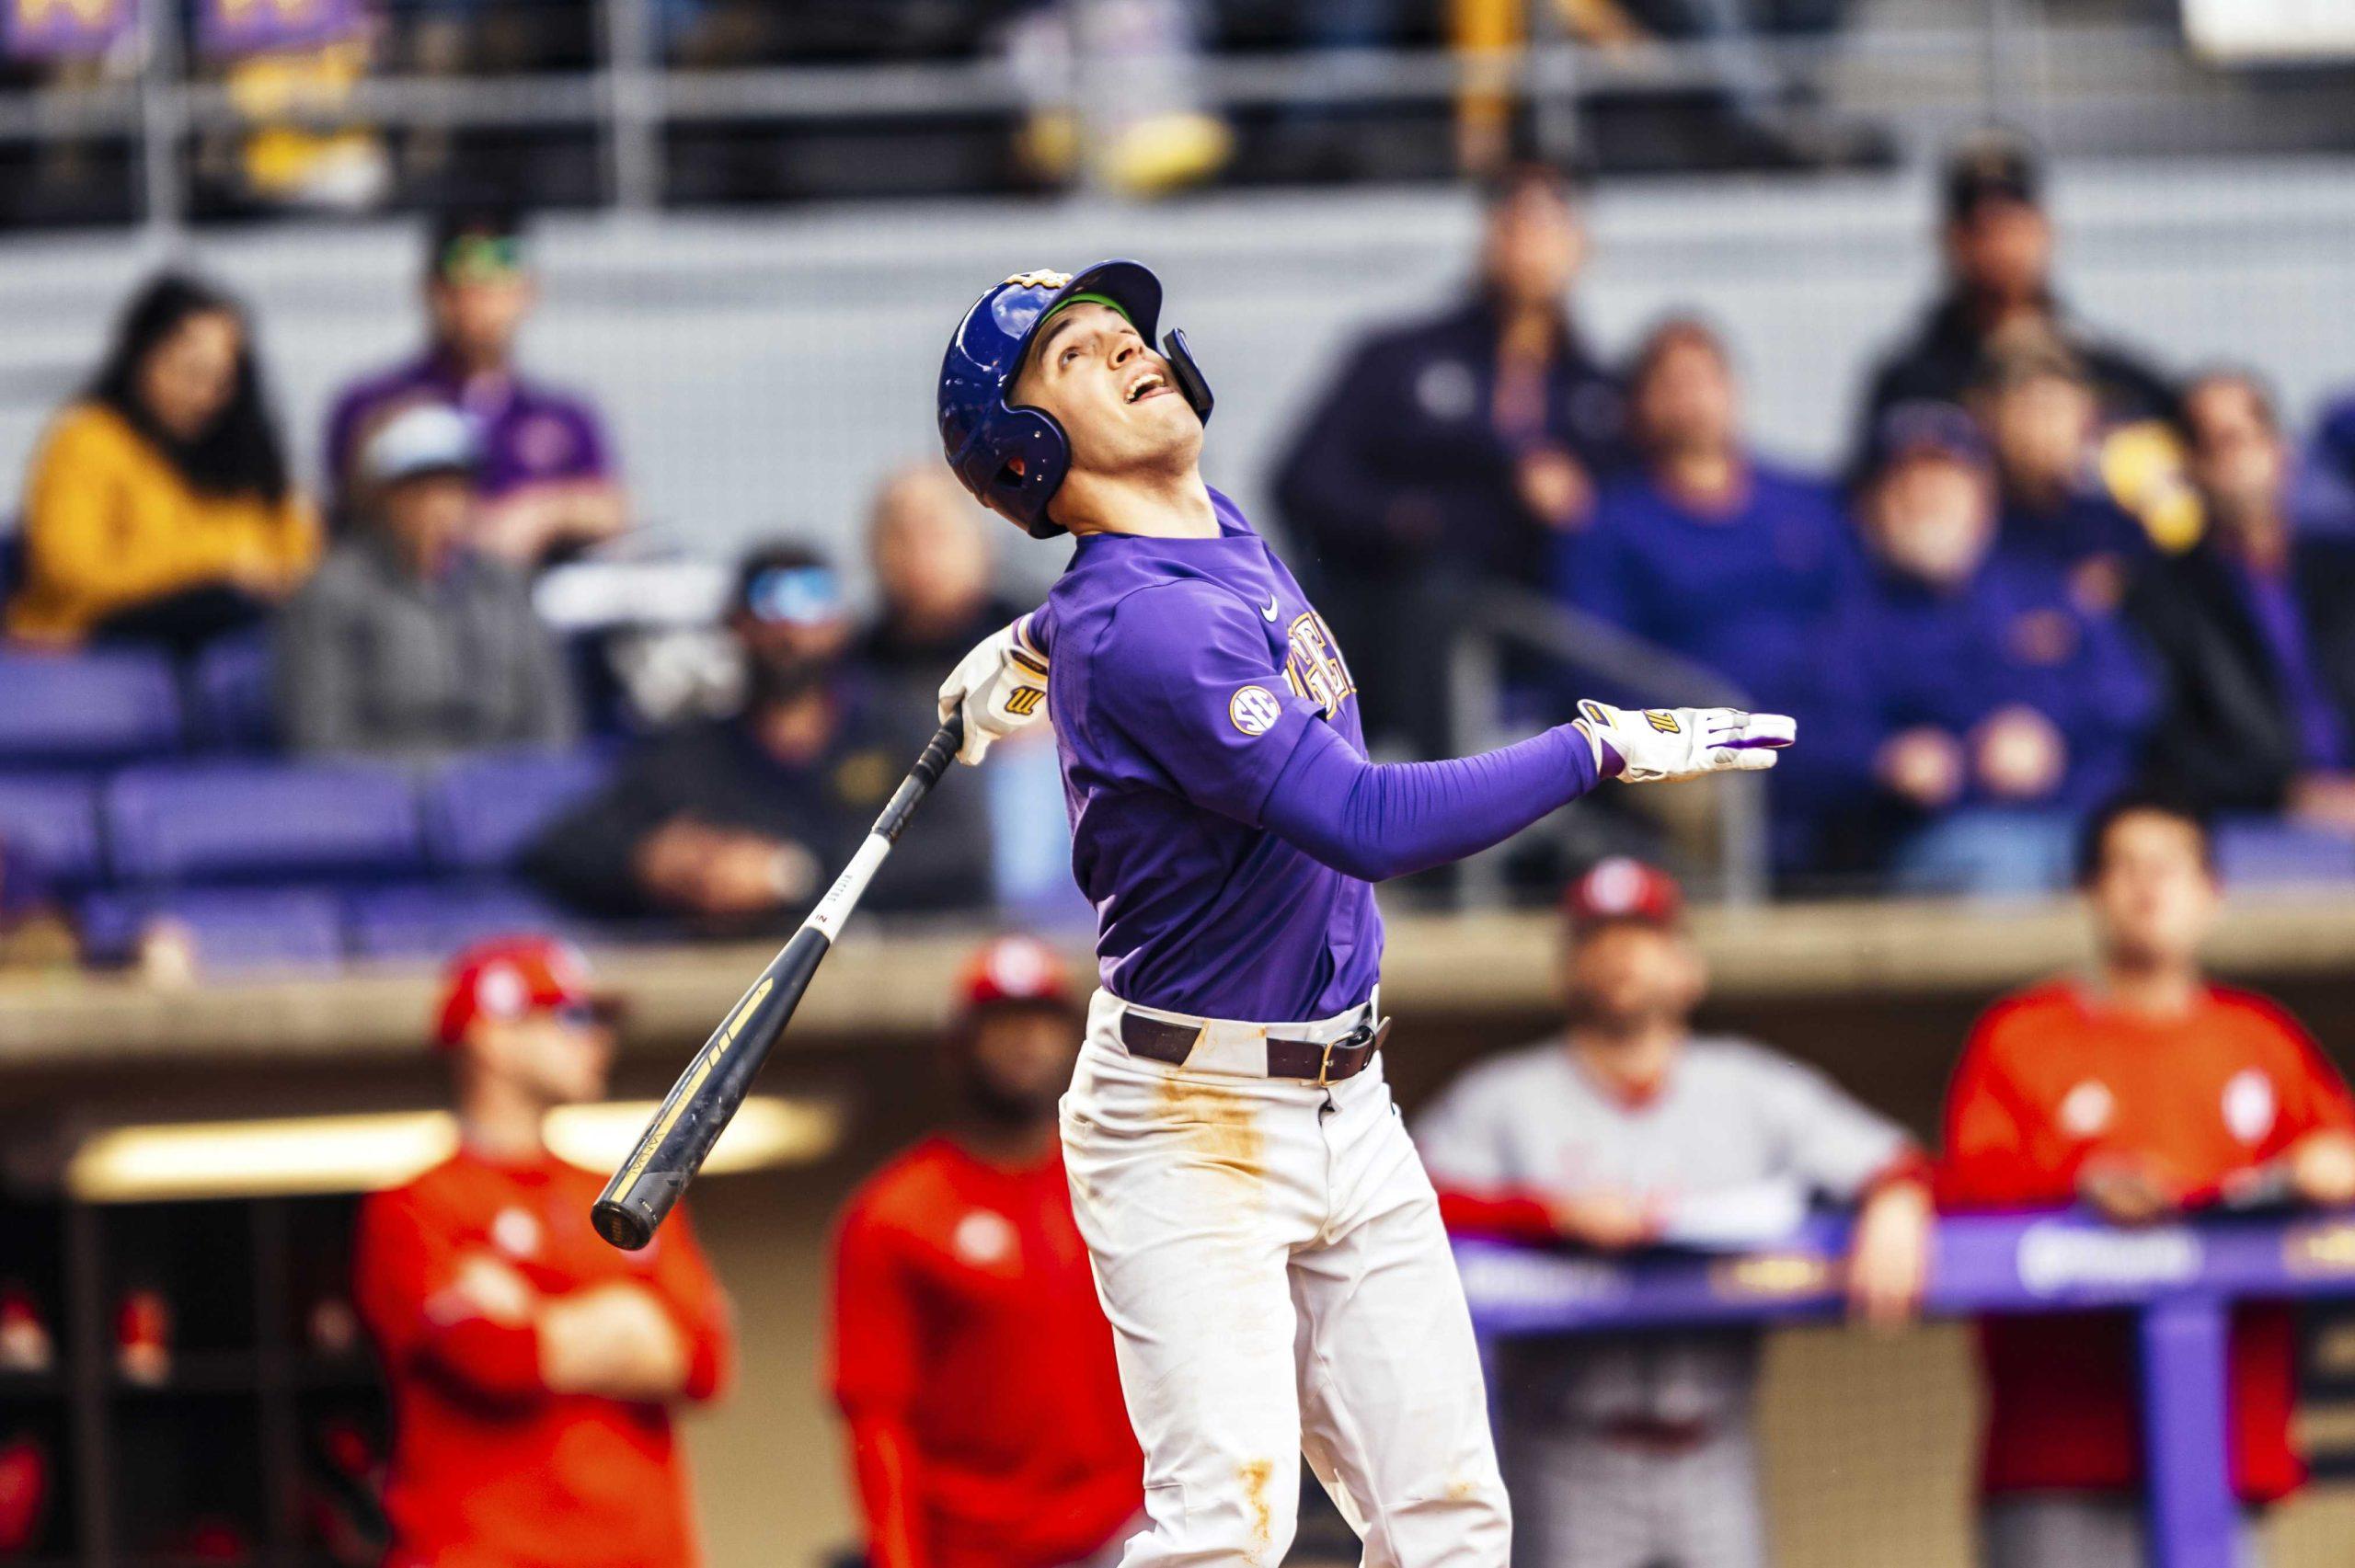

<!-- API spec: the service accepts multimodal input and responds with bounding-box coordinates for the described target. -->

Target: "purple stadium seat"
[105,762,423,885]
[342,881,584,963]
[76,887,343,971]
[2214,818,2355,888]
[425,749,609,872]
[190,630,279,752]
[0,775,102,887]
[0,649,181,765]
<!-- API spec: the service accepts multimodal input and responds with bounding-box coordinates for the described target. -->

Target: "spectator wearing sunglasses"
[523,542,994,934]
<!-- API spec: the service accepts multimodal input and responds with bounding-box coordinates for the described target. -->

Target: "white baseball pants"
[1060,990,1511,1568]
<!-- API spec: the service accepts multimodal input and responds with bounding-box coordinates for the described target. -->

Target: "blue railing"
[1456,1210,2355,1568]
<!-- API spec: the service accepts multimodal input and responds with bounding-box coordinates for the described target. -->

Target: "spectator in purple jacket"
[1784,404,2157,892]
[1972,333,2151,608]
[1557,316,1855,701]
[321,210,626,567]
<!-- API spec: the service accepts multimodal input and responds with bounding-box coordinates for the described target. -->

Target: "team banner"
[197,0,364,56]
[3,0,138,61]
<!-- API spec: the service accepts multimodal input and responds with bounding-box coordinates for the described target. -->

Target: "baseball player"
[353,935,733,1568]
[1942,794,2355,1567]
[829,935,1143,1568]
[930,261,1795,1567]
[1416,858,1934,1568]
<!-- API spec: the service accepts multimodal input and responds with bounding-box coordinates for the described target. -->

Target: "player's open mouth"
[1124,372,1170,405]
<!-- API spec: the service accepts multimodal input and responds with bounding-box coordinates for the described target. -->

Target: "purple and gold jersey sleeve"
[1092,580,1321,826]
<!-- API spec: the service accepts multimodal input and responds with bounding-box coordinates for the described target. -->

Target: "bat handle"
[877,715,964,846]
[914,714,963,789]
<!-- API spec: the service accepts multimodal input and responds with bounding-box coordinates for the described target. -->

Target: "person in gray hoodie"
[278,401,576,761]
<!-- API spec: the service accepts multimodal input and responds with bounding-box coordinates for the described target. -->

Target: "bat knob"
[592,1197,656,1252]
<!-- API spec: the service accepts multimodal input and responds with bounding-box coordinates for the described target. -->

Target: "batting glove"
[1573,699,1796,784]
[937,614,1050,765]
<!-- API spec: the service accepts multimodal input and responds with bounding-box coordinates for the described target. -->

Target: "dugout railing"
[1457,1209,2355,1568]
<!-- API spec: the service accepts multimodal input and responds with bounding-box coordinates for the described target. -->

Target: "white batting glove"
[937,614,1050,765]
[1573,699,1796,784]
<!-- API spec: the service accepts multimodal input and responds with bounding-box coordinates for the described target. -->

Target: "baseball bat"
[592,713,965,1251]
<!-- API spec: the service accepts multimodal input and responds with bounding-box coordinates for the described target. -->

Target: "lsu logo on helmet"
[1003,269,1074,291]
[1645,710,1682,734]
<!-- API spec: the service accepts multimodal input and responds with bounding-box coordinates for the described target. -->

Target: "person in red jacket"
[1941,794,2355,1568]
[353,934,733,1568]
[828,935,1142,1568]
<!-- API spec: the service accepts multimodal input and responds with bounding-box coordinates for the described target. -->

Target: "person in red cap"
[1416,858,1935,1568]
[352,934,734,1568]
[828,934,1142,1568]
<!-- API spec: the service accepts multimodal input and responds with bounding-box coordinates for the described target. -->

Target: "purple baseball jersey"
[322,352,613,504]
[1035,487,1381,1023]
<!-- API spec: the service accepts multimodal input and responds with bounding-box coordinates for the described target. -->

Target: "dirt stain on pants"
[1153,1077,1268,1185]
[1239,1457,1274,1561]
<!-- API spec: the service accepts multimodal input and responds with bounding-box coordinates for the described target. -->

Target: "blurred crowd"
[9,130,2355,976]
[1278,136,2355,897]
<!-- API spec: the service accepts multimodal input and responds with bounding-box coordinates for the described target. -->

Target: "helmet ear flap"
[1162,328,1213,425]
[975,404,1072,539]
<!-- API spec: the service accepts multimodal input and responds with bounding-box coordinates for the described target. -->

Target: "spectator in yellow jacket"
[8,273,316,652]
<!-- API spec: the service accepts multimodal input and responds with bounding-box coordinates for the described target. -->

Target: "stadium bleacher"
[0,646,611,969]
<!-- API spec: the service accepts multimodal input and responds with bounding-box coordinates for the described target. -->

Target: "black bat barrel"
[592,927,831,1249]
[589,715,962,1252]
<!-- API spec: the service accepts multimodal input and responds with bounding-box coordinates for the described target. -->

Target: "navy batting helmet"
[937,260,1213,539]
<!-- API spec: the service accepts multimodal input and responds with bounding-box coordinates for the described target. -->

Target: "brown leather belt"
[1118,1009,1390,1085]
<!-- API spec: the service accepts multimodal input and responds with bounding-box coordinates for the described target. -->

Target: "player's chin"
[1130,398,1203,458]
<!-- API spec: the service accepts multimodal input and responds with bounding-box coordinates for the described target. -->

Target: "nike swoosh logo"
[1261,595,1281,622]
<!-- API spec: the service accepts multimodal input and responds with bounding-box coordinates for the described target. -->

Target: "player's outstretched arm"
[1259,720,1595,882]
[1258,699,1793,884]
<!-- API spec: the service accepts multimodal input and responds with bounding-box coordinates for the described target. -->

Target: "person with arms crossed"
[1418,857,1932,1568]
[930,261,1794,1567]
[829,935,1142,1568]
[1941,795,2355,1568]
[353,935,732,1568]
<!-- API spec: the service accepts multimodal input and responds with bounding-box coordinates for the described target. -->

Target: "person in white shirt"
[1418,857,1935,1568]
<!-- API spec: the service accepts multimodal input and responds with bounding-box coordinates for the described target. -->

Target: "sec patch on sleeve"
[1229,685,1283,736]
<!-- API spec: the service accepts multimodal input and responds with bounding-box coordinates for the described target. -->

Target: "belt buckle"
[1315,1021,1373,1087]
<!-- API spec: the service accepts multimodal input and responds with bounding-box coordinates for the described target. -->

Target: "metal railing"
[1458,1207,2355,1568]
[1445,584,1770,908]
[0,0,2308,235]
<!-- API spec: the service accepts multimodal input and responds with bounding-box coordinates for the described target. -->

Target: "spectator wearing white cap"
[277,402,578,760]
[1418,859,1934,1568]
